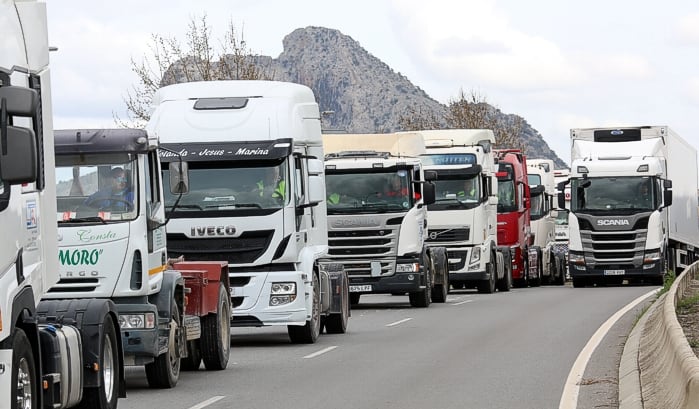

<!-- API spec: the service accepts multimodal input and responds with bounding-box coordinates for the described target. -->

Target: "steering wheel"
[84,196,134,212]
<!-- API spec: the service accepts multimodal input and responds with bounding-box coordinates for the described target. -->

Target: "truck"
[495,149,540,287]
[322,132,449,307]
[413,129,510,293]
[562,126,699,287]
[147,80,349,343]
[1,1,126,408]
[49,129,232,389]
[553,168,570,280]
[527,159,564,285]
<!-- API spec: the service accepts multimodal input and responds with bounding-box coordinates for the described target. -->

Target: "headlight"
[118,313,155,329]
[644,250,661,263]
[568,252,585,265]
[396,263,420,273]
[469,247,481,264]
[271,282,296,295]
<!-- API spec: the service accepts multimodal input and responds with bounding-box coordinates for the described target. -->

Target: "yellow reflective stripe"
[148,264,166,276]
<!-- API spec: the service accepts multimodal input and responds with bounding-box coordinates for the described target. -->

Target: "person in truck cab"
[85,167,134,210]
[383,172,408,198]
[458,178,477,201]
[256,167,286,201]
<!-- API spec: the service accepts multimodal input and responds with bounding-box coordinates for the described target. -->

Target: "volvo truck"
[527,159,563,284]
[1,2,125,408]
[148,80,349,343]
[413,129,510,293]
[49,129,231,389]
[322,132,449,307]
[495,149,540,287]
[563,126,699,287]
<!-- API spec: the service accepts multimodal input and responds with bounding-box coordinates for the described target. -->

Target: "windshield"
[428,174,480,211]
[570,176,658,214]
[528,174,541,186]
[163,160,288,213]
[55,154,138,222]
[325,169,413,214]
[497,179,516,213]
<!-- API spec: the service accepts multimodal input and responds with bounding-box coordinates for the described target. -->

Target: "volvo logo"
[331,219,380,228]
[597,219,630,226]
[191,226,236,236]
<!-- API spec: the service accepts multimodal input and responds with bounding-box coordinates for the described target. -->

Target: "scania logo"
[331,219,380,228]
[596,219,630,226]
[191,226,236,236]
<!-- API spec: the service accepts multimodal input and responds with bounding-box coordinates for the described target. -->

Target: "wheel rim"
[312,275,320,334]
[16,356,32,409]
[220,298,231,356]
[169,316,181,374]
[103,336,115,402]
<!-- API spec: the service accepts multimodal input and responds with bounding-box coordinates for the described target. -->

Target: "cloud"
[580,53,653,81]
[675,13,699,44]
[388,0,585,91]
[686,77,699,103]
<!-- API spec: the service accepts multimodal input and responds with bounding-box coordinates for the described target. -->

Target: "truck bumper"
[568,262,663,280]
[346,255,426,294]
[113,303,159,366]
[230,269,310,327]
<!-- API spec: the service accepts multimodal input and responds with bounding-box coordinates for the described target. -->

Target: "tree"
[118,15,274,127]
[397,87,526,151]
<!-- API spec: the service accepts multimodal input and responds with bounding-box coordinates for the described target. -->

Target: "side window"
[294,155,305,206]
[518,182,525,210]
[146,151,161,205]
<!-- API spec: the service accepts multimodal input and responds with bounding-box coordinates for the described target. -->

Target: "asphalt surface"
[119,283,656,409]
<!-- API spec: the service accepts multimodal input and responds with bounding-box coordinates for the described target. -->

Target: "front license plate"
[604,269,625,276]
[349,285,372,293]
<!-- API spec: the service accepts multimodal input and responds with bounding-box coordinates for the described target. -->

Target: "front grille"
[446,250,468,271]
[167,230,274,264]
[48,278,99,293]
[327,225,399,277]
[426,228,470,243]
[581,228,647,268]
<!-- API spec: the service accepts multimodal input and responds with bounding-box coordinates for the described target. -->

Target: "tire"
[145,302,182,388]
[409,253,432,308]
[9,328,37,409]
[288,273,321,343]
[349,293,361,306]
[431,250,449,303]
[555,256,566,285]
[181,340,202,371]
[78,315,119,409]
[477,261,496,294]
[530,255,542,287]
[201,283,231,370]
[497,251,512,292]
[325,277,349,334]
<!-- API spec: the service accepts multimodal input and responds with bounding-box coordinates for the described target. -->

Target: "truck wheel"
[349,293,361,306]
[530,256,542,287]
[146,303,182,388]
[431,249,449,303]
[78,315,119,409]
[554,256,565,285]
[201,283,231,370]
[288,273,321,343]
[497,251,512,292]
[181,340,201,371]
[477,261,496,294]
[325,277,349,334]
[409,253,432,307]
[9,328,37,409]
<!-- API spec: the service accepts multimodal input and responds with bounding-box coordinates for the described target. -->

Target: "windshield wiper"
[204,203,262,209]
[59,216,107,225]
[168,204,204,210]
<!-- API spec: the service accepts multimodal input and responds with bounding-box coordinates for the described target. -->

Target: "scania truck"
[148,80,349,343]
[322,132,449,307]
[562,126,699,287]
[412,129,509,293]
[1,2,125,408]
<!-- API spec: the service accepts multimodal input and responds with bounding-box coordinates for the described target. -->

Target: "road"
[120,284,656,409]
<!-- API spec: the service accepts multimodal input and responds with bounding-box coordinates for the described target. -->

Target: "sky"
[44,0,699,167]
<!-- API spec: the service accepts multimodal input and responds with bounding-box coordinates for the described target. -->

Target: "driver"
[85,167,134,210]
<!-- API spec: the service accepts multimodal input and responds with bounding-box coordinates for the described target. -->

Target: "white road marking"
[452,299,474,306]
[187,396,225,409]
[303,346,338,359]
[386,317,413,327]
[558,289,658,409]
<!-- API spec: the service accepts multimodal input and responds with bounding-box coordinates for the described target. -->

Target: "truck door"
[145,151,167,270]
[293,152,309,247]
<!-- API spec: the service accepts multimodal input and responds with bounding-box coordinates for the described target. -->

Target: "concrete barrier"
[619,263,699,409]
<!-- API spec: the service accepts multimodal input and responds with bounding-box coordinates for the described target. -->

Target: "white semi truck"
[148,80,349,343]
[49,129,232,389]
[562,126,699,287]
[1,1,126,408]
[322,132,449,307]
[412,129,510,293]
[553,168,570,280]
[527,159,564,285]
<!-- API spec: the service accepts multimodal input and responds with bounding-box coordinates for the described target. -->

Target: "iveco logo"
[597,219,630,226]
[191,226,236,236]
[331,219,380,228]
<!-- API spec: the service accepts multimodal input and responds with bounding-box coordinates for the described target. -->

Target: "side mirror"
[307,159,324,176]
[488,196,498,206]
[664,179,673,208]
[423,170,437,182]
[422,182,436,205]
[556,180,569,209]
[169,161,189,194]
[307,175,325,204]
[1,126,37,184]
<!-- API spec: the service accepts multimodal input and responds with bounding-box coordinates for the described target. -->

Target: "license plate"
[349,285,372,293]
[604,269,625,276]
